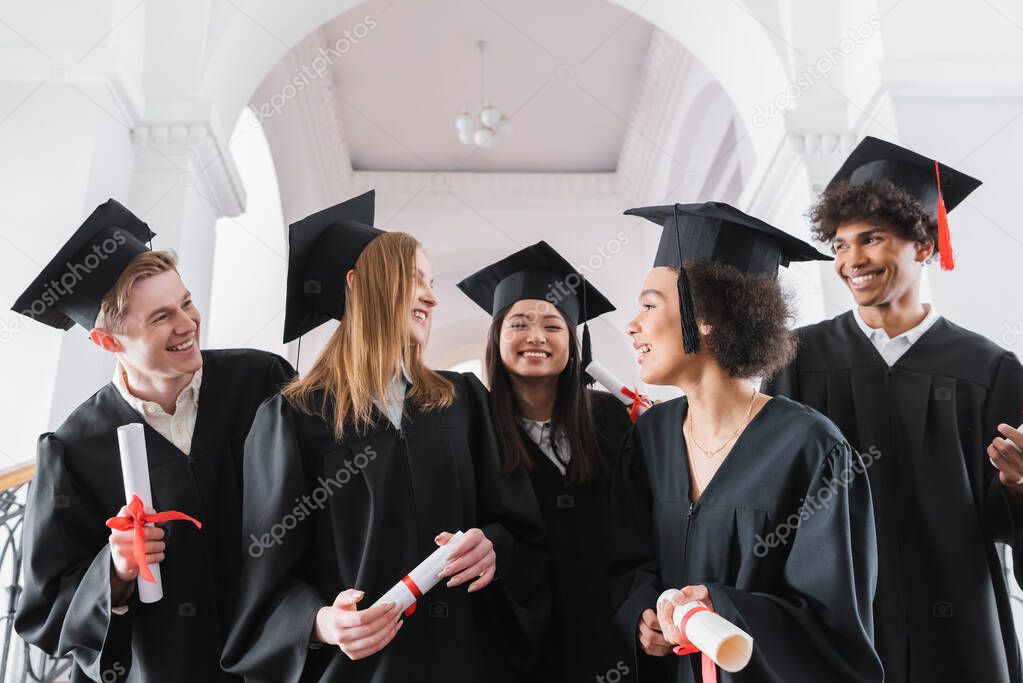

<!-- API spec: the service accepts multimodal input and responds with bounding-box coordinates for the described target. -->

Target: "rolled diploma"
[585,361,649,415]
[658,589,753,673]
[116,423,163,603]
[372,530,466,614]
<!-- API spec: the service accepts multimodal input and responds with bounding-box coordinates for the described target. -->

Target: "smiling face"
[498,299,571,380]
[833,220,932,308]
[408,246,437,347]
[626,267,691,386]
[114,269,202,379]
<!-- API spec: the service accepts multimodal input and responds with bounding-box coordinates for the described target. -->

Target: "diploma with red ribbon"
[658,589,754,683]
[372,530,465,617]
[111,423,202,603]
[585,361,652,422]
[106,495,201,582]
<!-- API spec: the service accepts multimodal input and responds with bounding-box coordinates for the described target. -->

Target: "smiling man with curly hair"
[765,137,1023,683]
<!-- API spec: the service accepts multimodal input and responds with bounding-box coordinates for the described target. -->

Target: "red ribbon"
[400,575,423,616]
[672,605,718,683]
[621,386,651,422]
[105,495,202,583]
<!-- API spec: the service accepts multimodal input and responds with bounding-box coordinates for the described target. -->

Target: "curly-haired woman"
[764,137,1023,683]
[609,202,883,683]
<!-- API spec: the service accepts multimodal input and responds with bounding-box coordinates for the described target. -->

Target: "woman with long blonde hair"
[223,191,547,683]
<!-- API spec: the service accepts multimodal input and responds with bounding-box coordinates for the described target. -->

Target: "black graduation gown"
[764,311,1023,683]
[526,390,658,683]
[608,395,883,683]
[14,349,294,683]
[221,371,549,683]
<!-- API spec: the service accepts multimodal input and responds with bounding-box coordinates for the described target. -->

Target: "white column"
[127,121,245,347]
[0,78,139,461]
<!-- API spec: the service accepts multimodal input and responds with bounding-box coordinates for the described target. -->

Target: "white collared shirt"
[516,417,572,477]
[373,365,410,430]
[113,364,202,455]
[853,305,941,367]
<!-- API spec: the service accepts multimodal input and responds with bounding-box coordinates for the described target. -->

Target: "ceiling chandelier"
[455,40,511,148]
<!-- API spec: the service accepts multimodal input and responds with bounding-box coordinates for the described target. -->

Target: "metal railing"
[0,464,71,683]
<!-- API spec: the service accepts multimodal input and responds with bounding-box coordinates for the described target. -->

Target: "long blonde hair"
[282,231,455,439]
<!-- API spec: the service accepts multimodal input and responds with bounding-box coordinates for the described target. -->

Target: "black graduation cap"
[283,190,383,343]
[456,240,615,384]
[625,201,832,353]
[826,136,982,270]
[11,199,154,331]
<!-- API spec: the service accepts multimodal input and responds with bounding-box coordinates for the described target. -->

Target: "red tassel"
[934,160,954,270]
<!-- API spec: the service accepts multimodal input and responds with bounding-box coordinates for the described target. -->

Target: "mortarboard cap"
[625,201,831,353]
[457,240,615,384]
[826,136,982,270]
[11,199,155,330]
[283,190,382,343]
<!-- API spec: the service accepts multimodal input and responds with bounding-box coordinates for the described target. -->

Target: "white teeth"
[638,344,652,354]
[522,351,549,359]
[168,339,193,352]
[850,273,879,285]
[412,310,427,322]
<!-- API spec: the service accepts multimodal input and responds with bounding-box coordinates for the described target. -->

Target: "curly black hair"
[679,261,796,379]
[809,179,936,248]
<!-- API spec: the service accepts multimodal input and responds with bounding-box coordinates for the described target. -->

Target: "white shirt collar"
[113,363,203,415]
[516,416,571,476]
[373,363,410,430]
[852,304,940,345]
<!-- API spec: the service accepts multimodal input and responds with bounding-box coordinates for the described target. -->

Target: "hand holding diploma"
[585,361,653,421]
[989,423,1023,494]
[108,424,201,604]
[109,504,166,584]
[315,590,404,660]
[657,585,714,646]
[657,586,754,679]
[435,527,496,593]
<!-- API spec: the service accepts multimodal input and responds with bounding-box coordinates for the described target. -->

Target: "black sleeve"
[706,442,884,683]
[607,424,662,661]
[761,328,802,398]
[14,434,133,679]
[266,353,297,391]
[592,391,633,468]
[462,373,550,667]
[761,361,799,399]
[221,398,323,683]
[981,352,1023,580]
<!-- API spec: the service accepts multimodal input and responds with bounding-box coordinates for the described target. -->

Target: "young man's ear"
[915,238,935,264]
[89,328,123,353]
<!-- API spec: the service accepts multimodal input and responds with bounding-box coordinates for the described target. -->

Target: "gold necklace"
[686,444,707,497]
[685,388,757,458]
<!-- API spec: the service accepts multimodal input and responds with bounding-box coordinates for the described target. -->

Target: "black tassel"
[677,265,700,354]
[579,271,595,386]
[580,322,595,386]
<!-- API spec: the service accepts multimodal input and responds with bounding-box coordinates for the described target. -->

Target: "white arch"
[197,0,791,167]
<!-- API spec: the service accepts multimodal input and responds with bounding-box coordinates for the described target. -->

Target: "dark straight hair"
[484,306,605,484]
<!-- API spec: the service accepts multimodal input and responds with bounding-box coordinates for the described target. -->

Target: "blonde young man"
[13,200,293,682]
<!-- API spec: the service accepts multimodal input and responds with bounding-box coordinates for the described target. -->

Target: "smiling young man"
[12,199,294,683]
[765,137,1023,683]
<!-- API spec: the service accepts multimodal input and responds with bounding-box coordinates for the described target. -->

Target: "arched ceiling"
[317,0,653,173]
